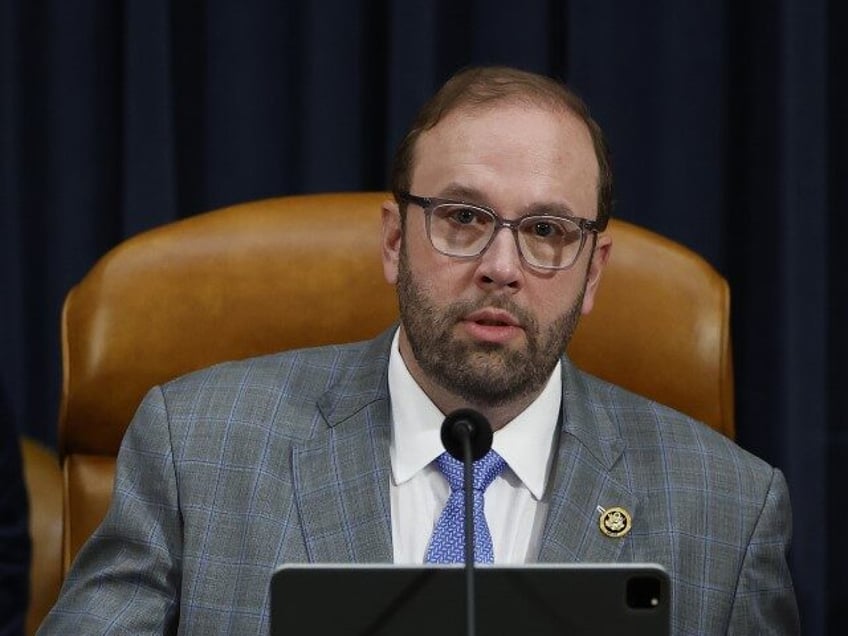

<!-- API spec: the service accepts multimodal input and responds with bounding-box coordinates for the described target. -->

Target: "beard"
[396,249,587,407]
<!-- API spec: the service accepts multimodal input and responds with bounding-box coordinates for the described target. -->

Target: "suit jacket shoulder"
[566,360,774,487]
[158,331,393,443]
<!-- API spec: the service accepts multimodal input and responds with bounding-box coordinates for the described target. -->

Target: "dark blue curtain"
[1,1,843,633]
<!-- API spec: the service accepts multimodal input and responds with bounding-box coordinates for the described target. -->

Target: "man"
[39,66,799,634]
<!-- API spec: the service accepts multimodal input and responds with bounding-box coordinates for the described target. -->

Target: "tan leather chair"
[50,191,733,607]
[21,437,62,635]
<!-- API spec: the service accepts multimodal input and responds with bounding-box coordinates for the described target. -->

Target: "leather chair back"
[58,191,734,573]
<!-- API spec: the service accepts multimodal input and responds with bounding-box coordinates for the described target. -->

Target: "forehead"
[411,103,599,219]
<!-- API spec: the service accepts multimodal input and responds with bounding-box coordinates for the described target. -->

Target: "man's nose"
[474,228,523,291]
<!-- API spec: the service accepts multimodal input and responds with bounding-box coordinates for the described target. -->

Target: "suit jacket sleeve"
[38,386,181,635]
[728,467,800,633]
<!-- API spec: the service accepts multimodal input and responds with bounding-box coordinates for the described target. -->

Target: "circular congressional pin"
[599,506,632,538]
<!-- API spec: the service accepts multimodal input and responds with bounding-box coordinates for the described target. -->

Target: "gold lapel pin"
[597,506,632,538]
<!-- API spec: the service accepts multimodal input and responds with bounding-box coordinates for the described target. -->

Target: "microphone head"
[440,408,493,462]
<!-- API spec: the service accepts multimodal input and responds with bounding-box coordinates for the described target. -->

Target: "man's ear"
[381,199,402,285]
[581,234,612,315]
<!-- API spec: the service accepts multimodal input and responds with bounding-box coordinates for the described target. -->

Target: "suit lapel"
[538,358,642,564]
[291,333,395,563]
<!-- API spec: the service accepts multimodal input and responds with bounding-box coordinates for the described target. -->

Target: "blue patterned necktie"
[425,449,507,564]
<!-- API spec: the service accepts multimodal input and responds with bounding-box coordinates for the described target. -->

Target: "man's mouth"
[464,309,520,327]
[461,309,523,343]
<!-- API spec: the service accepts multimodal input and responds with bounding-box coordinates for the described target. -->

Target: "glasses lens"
[428,204,495,257]
[517,216,584,269]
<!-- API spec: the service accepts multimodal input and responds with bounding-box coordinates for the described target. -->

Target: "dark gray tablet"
[270,563,670,636]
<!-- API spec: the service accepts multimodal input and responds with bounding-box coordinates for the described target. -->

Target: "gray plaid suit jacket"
[39,328,799,635]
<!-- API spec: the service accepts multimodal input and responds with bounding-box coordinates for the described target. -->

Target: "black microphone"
[441,408,493,463]
[440,408,494,636]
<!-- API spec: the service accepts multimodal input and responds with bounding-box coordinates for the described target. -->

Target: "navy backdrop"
[1,1,844,633]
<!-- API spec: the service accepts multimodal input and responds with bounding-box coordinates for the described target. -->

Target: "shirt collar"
[388,329,561,500]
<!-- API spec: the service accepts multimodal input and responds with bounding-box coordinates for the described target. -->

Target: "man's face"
[382,103,611,410]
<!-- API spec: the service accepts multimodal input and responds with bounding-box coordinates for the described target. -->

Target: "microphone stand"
[440,409,492,636]
[460,431,476,636]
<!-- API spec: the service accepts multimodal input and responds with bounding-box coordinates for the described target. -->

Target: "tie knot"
[436,450,506,493]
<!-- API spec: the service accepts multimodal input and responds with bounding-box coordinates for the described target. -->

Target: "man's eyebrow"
[436,183,489,203]
[435,184,580,219]
[523,201,578,218]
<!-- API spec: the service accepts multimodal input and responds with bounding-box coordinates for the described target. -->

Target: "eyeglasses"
[399,192,604,270]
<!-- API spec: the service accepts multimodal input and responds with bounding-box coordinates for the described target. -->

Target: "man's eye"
[530,220,568,239]
[525,219,580,243]
[451,207,482,225]
[532,221,556,237]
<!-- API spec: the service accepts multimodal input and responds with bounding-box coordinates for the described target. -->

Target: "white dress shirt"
[388,329,561,564]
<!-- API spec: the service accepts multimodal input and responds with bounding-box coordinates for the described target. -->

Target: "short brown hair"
[390,66,613,229]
